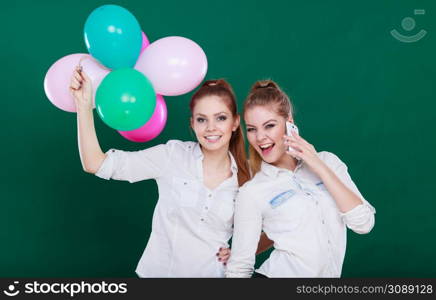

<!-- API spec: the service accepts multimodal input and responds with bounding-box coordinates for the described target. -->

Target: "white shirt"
[225,151,375,278]
[95,140,238,277]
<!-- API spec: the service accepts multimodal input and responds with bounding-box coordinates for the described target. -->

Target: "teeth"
[205,135,221,141]
[259,144,273,149]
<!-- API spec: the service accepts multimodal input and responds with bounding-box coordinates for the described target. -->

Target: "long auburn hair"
[244,79,295,175]
[190,79,251,186]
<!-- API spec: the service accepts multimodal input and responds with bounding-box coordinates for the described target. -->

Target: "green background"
[1,0,435,277]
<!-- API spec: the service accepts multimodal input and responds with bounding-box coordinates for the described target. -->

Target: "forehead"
[244,105,281,124]
[192,95,232,115]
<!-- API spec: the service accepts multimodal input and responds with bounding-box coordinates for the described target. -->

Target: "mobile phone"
[286,122,300,158]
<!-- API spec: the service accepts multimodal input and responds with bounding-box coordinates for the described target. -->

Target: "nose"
[206,120,216,131]
[256,129,267,143]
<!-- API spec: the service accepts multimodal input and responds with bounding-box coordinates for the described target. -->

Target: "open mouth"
[204,135,222,143]
[259,143,275,155]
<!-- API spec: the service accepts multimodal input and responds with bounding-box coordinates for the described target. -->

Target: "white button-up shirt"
[95,140,238,277]
[225,151,375,278]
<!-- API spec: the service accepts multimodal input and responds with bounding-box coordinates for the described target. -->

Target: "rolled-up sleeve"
[327,153,376,234]
[225,186,262,278]
[95,141,174,183]
[339,202,375,234]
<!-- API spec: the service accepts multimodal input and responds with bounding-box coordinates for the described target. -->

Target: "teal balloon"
[84,5,142,69]
[96,69,157,131]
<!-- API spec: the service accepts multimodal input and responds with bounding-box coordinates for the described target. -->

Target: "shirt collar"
[193,143,238,173]
[193,142,203,160]
[261,159,304,178]
[228,151,238,173]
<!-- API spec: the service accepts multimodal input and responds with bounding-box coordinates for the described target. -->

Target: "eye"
[265,123,275,129]
[246,127,256,133]
[196,117,206,123]
[217,115,227,121]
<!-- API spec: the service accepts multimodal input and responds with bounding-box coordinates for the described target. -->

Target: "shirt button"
[201,218,204,221]
[183,182,187,185]
[315,201,319,205]
[111,150,115,153]
[205,206,208,210]
[322,220,325,224]
[208,194,212,198]
[328,240,331,244]
[305,192,311,196]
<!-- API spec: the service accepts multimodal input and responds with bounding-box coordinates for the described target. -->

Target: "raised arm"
[285,132,375,234]
[70,67,106,174]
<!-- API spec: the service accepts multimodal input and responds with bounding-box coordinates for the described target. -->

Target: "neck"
[201,145,231,171]
[272,153,298,171]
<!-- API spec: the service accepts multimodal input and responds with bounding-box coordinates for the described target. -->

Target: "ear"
[233,115,241,131]
[190,117,194,129]
[287,116,294,123]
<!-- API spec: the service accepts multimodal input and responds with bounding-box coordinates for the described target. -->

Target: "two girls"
[71,67,374,277]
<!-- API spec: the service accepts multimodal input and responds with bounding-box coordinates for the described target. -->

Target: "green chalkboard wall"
[1,0,435,277]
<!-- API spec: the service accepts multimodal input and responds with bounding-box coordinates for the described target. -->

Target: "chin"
[200,139,229,152]
[262,156,278,164]
[259,150,284,165]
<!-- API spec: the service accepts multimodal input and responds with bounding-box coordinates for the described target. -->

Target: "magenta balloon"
[140,31,150,54]
[117,94,167,142]
[44,53,110,112]
[135,36,208,96]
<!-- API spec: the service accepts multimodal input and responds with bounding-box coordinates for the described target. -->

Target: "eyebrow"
[246,119,277,127]
[194,112,229,117]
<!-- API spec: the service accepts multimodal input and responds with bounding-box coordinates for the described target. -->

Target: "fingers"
[220,253,230,264]
[283,135,292,143]
[70,66,92,90]
[216,247,231,265]
[76,65,91,82]
[74,70,83,83]
[70,67,84,90]
[286,149,303,160]
[218,252,230,262]
[284,133,316,154]
[283,135,304,152]
[70,77,81,90]
[284,136,309,161]
[218,248,230,257]
[80,69,91,82]
[292,131,315,151]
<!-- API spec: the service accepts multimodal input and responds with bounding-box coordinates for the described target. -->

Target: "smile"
[259,143,275,155]
[204,135,222,143]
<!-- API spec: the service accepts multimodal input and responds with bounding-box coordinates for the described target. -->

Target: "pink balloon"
[140,31,150,54]
[44,53,110,112]
[135,36,208,96]
[117,94,167,142]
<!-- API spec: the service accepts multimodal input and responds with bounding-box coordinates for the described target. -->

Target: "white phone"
[286,122,300,158]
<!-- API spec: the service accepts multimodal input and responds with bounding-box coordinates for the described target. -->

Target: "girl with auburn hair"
[226,80,376,278]
[70,66,250,277]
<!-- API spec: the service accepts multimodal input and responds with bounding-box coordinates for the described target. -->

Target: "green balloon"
[96,68,156,131]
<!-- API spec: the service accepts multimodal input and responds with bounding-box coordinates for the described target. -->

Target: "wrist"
[313,161,332,179]
[76,105,93,114]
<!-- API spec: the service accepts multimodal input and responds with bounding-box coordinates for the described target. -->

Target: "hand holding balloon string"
[69,57,93,112]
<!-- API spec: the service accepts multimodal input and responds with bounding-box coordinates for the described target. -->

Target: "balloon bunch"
[44,4,208,142]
